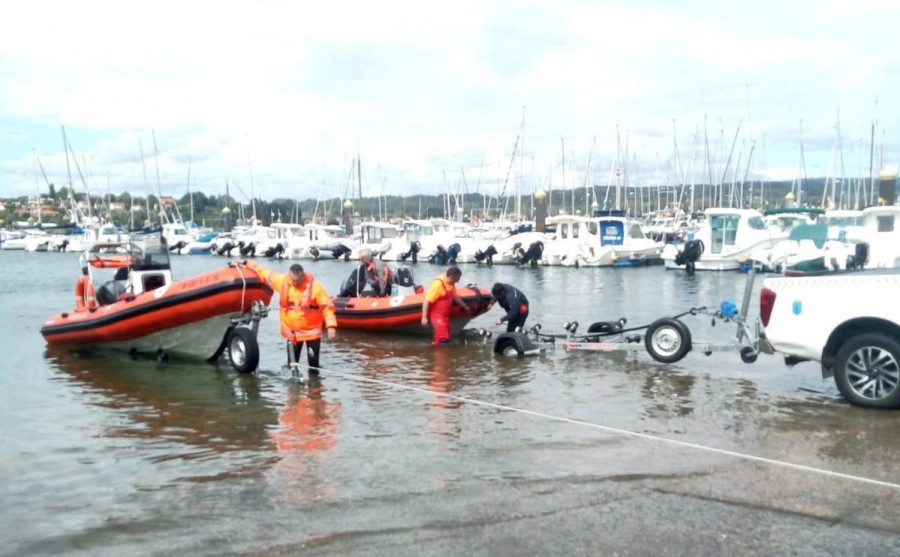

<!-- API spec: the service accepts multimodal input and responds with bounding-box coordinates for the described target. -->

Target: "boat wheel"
[228,327,260,373]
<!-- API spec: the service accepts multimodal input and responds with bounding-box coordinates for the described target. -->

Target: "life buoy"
[75,275,96,311]
[89,255,132,269]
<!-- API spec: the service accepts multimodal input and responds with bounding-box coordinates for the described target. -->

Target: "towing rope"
[311,364,900,491]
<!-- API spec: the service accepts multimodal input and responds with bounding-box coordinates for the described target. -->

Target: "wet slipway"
[2,249,898,556]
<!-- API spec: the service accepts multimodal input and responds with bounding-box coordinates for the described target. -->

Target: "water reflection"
[270,377,341,453]
[47,347,280,463]
[266,376,342,505]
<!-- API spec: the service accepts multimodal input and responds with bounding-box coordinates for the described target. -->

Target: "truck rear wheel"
[833,333,900,409]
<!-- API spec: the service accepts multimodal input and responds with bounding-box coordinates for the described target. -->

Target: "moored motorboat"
[40,237,273,372]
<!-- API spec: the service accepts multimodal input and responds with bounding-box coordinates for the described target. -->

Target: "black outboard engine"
[168,240,187,253]
[674,239,705,273]
[338,265,366,297]
[263,243,285,258]
[846,242,869,270]
[56,239,69,252]
[239,242,256,257]
[216,241,236,256]
[430,245,448,265]
[397,266,416,289]
[446,243,461,264]
[474,244,498,266]
[399,241,421,263]
[518,241,544,267]
[331,244,352,261]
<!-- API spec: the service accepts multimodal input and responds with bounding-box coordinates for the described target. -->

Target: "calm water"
[2,250,899,556]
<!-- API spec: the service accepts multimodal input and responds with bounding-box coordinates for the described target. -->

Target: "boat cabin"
[82,237,173,305]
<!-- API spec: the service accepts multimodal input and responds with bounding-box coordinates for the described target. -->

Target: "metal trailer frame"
[488,268,771,364]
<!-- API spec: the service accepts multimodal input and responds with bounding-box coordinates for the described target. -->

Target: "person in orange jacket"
[245,261,337,373]
[420,266,469,344]
[74,265,96,311]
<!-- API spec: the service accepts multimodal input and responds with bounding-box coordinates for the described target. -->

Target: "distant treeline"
[0,178,880,229]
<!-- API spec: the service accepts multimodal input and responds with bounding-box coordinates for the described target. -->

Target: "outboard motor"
[309,246,320,261]
[56,239,69,252]
[399,240,421,263]
[216,241,236,256]
[338,264,366,297]
[674,239,705,274]
[331,244,352,261]
[263,243,285,258]
[846,242,869,270]
[474,244,498,266]
[446,243,461,264]
[518,241,544,267]
[395,265,416,294]
[430,245,448,265]
[168,240,187,253]
[239,242,256,257]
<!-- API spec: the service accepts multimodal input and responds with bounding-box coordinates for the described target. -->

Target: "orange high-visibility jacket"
[247,262,336,342]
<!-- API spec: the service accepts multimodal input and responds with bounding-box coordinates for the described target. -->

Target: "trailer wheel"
[228,327,260,373]
[493,332,536,358]
[833,332,900,409]
[739,346,758,364]
[644,318,692,363]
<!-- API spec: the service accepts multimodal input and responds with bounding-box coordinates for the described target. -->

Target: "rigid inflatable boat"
[333,284,492,334]
[40,237,273,372]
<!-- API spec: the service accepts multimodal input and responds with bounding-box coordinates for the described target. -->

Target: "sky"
[1,0,899,205]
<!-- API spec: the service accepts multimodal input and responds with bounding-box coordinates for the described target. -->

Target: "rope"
[234,262,248,310]
[312,364,900,491]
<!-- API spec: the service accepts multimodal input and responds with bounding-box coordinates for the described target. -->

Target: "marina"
[3,248,900,555]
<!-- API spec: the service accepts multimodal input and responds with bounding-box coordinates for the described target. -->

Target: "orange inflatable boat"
[333,283,492,334]
[40,238,273,372]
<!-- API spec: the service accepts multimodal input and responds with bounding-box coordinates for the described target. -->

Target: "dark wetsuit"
[494,283,529,332]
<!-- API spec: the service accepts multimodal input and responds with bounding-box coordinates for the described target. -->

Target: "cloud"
[1,0,900,204]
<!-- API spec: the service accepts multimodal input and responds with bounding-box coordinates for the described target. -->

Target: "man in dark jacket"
[489,282,529,333]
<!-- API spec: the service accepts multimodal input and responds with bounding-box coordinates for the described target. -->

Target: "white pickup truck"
[760,269,900,408]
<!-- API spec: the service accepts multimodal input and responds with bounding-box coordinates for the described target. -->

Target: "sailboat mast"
[151,130,169,225]
[139,138,149,227]
[187,157,193,225]
[246,134,257,223]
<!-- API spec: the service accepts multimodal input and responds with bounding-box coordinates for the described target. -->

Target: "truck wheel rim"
[846,346,900,400]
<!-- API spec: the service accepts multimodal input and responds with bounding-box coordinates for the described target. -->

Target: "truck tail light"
[760,288,776,327]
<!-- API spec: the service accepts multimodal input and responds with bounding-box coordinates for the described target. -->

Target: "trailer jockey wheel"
[740,346,758,364]
[228,327,260,373]
[644,318,692,363]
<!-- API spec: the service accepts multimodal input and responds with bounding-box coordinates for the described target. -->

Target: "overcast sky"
[1,0,899,204]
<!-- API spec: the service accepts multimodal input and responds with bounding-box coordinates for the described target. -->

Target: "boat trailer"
[485,268,772,364]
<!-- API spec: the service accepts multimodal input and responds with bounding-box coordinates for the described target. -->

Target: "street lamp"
[534,189,548,232]
[343,200,354,235]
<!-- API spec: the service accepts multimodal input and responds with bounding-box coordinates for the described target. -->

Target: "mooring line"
[315,365,900,491]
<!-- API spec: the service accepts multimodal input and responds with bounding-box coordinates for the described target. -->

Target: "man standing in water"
[245,261,337,374]
[421,266,469,344]
[488,282,530,332]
